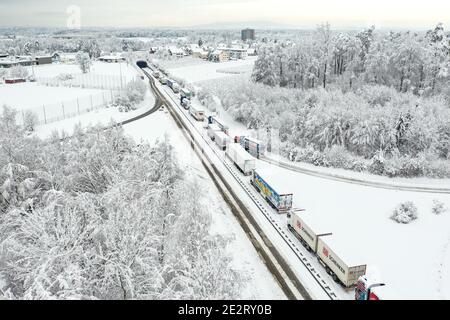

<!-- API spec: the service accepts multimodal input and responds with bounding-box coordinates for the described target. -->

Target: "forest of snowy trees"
[0,106,243,299]
[201,24,450,178]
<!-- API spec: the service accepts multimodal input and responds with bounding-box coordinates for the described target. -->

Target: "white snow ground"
[164,57,257,84]
[0,82,109,110]
[31,61,139,81]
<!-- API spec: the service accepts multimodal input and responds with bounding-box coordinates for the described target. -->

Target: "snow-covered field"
[33,90,155,138]
[0,82,109,110]
[32,92,286,300]
[163,57,257,84]
[32,61,139,82]
[1,61,144,125]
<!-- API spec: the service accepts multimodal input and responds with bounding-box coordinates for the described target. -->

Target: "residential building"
[209,50,229,63]
[221,47,248,60]
[168,47,185,58]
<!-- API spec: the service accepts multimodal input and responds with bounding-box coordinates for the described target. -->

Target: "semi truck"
[189,104,205,121]
[287,210,332,253]
[207,124,222,140]
[214,131,230,150]
[181,97,190,110]
[207,116,229,134]
[240,136,266,159]
[180,88,192,100]
[166,79,180,93]
[317,235,367,287]
[226,143,256,175]
[355,276,388,300]
[251,168,293,213]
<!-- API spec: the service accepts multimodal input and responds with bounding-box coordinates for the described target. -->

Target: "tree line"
[252,23,450,96]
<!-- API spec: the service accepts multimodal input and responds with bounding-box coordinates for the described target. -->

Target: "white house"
[168,47,185,58]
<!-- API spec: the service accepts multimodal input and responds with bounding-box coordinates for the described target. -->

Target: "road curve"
[262,157,450,194]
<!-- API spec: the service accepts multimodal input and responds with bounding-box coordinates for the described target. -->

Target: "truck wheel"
[332,274,339,283]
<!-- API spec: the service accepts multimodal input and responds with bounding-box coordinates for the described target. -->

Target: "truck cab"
[355,276,384,300]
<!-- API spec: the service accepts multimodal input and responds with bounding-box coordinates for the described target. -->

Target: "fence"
[36,73,128,91]
[18,90,118,126]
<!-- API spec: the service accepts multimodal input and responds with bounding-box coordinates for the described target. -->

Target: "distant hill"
[186,21,294,30]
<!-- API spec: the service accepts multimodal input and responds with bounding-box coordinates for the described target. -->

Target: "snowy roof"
[190,103,205,113]
[293,210,333,236]
[221,47,247,52]
[319,234,367,267]
[254,166,293,195]
[99,55,125,60]
[211,50,224,55]
[169,47,185,54]
[228,143,254,161]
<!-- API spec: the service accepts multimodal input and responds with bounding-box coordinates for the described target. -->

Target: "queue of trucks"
[140,60,378,296]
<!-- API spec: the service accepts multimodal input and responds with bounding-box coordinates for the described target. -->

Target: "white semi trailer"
[207,124,222,140]
[214,131,230,150]
[317,235,367,287]
[287,210,366,288]
[226,143,256,175]
[287,210,332,253]
[189,104,205,121]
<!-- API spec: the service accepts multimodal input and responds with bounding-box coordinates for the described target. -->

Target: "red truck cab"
[355,276,384,300]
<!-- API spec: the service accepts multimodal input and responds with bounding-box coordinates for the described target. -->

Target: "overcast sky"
[0,0,449,29]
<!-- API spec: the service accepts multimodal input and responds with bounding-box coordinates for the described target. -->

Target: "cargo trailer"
[180,88,192,100]
[226,143,256,175]
[207,116,229,134]
[287,210,332,253]
[189,104,205,121]
[207,124,222,140]
[181,97,190,109]
[251,168,293,212]
[317,235,367,287]
[166,79,180,93]
[240,136,266,159]
[214,131,230,150]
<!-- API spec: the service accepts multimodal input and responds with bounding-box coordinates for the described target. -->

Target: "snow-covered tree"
[75,51,92,74]
[8,65,29,79]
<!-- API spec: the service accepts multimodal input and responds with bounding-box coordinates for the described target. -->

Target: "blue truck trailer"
[251,168,293,213]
